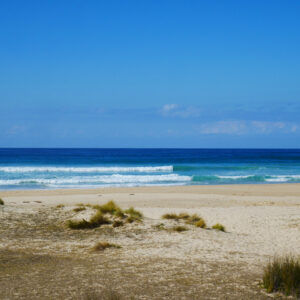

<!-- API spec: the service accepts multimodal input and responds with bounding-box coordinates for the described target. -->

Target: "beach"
[1,184,300,299]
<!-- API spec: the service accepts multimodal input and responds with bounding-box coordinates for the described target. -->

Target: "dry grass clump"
[73,207,86,212]
[56,204,64,208]
[212,223,225,232]
[195,219,206,228]
[153,223,165,230]
[92,241,121,252]
[162,213,181,220]
[67,211,110,229]
[162,212,206,229]
[112,220,124,228]
[0,198,4,205]
[124,207,143,222]
[67,201,143,229]
[263,256,300,296]
[172,225,188,232]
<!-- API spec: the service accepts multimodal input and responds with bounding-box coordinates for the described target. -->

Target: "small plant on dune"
[56,204,64,208]
[263,255,300,296]
[112,220,124,227]
[172,225,188,232]
[0,198,4,205]
[212,223,225,232]
[162,213,180,220]
[92,241,121,252]
[76,203,85,206]
[153,223,165,230]
[185,214,202,225]
[124,207,143,221]
[73,206,86,212]
[67,211,110,230]
[98,200,120,214]
[195,219,206,228]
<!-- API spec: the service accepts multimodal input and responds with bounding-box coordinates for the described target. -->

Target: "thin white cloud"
[160,104,201,118]
[198,121,299,135]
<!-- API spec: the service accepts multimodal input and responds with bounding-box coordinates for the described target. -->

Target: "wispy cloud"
[198,120,299,135]
[159,104,201,118]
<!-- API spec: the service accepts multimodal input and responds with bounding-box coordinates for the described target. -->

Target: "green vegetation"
[67,211,110,229]
[0,198,4,205]
[92,241,121,251]
[153,223,165,230]
[195,219,206,228]
[73,207,86,212]
[263,256,300,296]
[67,201,143,229]
[212,223,225,232]
[172,225,188,232]
[124,207,143,219]
[162,212,206,229]
[112,220,124,228]
[97,200,120,214]
[162,213,181,220]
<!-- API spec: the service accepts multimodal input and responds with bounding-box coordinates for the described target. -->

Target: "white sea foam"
[0,165,173,173]
[0,174,191,186]
[216,175,252,179]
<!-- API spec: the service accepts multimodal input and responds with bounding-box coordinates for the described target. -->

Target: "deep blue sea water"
[0,148,300,189]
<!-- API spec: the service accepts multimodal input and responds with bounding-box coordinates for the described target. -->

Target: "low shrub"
[162,213,180,220]
[0,198,4,205]
[124,207,143,219]
[92,241,121,251]
[67,211,110,230]
[195,219,206,228]
[263,256,300,296]
[112,220,124,228]
[97,200,120,214]
[73,207,86,212]
[185,214,202,225]
[172,225,188,232]
[212,223,225,232]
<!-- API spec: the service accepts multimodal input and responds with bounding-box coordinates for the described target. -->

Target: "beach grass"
[195,219,206,228]
[0,198,4,205]
[212,223,225,232]
[263,255,300,296]
[92,241,121,252]
[73,207,86,212]
[67,211,110,229]
[172,225,188,232]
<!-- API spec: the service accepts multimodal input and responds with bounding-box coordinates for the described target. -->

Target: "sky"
[0,0,299,148]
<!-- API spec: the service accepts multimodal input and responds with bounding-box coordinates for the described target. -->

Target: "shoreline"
[1,181,300,298]
[1,182,300,198]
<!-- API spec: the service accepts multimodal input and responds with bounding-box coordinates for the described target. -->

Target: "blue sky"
[0,0,299,147]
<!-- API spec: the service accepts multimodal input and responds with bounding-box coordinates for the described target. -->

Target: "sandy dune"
[1,184,299,299]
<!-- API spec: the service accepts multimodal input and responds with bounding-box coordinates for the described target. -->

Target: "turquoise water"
[0,148,300,189]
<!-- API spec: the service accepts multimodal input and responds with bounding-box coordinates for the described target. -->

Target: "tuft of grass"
[124,207,143,222]
[153,223,165,230]
[185,214,202,225]
[0,198,4,205]
[263,256,300,296]
[92,241,121,252]
[67,211,110,230]
[56,204,64,208]
[162,213,180,220]
[172,225,188,232]
[212,223,225,232]
[73,206,86,212]
[112,220,124,228]
[195,219,206,228]
[97,201,120,215]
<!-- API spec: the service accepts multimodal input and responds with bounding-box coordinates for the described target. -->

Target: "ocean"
[0,148,300,190]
